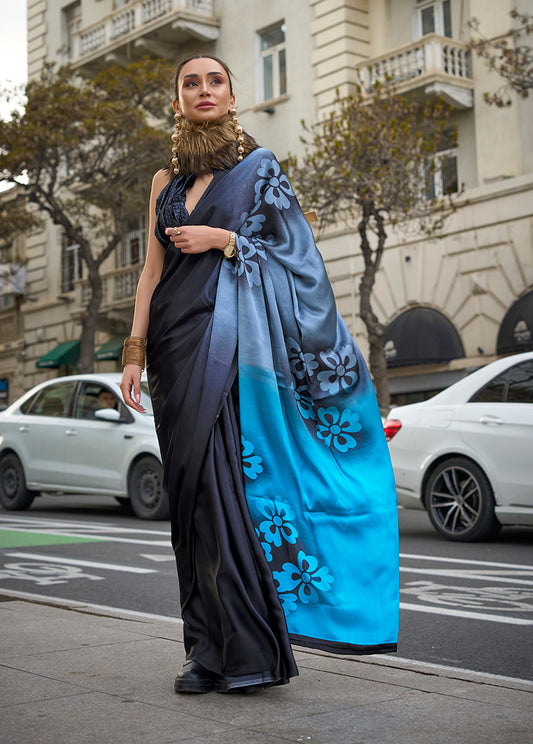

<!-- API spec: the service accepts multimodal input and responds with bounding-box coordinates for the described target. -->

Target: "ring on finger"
[173,227,180,235]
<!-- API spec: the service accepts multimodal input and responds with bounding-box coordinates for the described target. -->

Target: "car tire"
[128,456,169,520]
[425,457,501,542]
[0,453,36,511]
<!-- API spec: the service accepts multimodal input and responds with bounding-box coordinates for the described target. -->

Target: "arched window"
[384,307,464,367]
[497,290,533,355]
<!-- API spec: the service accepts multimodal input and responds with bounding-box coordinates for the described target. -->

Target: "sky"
[0,0,28,120]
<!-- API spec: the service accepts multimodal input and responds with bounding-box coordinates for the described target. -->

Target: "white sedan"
[0,373,168,520]
[384,352,533,541]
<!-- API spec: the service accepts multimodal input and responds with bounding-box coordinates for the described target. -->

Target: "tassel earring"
[171,111,182,174]
[230,107,245,161]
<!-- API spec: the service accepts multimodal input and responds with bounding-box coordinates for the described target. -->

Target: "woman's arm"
[120,169,168,412]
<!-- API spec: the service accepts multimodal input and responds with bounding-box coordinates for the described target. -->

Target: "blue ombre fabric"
[151,147,399,656]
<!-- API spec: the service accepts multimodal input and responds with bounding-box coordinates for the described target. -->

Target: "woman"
[120,55,399,695]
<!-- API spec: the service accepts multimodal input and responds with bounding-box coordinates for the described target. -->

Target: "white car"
[0,373,168,520]
[384,352,533,541]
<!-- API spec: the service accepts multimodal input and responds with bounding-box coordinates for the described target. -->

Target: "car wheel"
[425,457,501,542]
[0,453,36,511]
[128,456,169,520]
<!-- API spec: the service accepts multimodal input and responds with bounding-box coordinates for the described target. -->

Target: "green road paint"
[0,530,101,549]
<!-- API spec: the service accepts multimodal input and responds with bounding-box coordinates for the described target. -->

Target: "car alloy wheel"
[128,456,169,520]
[0,453,36,510]
[425,457,500,542]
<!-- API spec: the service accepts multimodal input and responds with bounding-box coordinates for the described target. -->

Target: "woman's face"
[174,57,235,123]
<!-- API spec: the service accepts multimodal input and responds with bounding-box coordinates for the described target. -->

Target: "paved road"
[0,495,531,680]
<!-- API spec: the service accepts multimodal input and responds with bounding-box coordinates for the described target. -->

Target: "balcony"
[72,0,219,68]
[356,34,474,110]
[75,264,142,317]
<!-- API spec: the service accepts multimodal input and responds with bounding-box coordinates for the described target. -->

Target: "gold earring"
[171,111,182,174]
[230,107,245,161]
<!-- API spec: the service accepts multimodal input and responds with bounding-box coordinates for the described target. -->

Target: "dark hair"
[174,54,234,97]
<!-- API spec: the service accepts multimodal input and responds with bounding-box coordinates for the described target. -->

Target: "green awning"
[94,336,126,361]
[36,340,80,369]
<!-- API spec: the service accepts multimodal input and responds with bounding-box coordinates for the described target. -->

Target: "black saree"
[147,171,298,690]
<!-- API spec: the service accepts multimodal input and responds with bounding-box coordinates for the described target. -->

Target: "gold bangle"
[223,231,237,259]
[122,336,146,370]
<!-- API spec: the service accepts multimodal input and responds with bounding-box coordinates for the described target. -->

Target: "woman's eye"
[211,78,223,85]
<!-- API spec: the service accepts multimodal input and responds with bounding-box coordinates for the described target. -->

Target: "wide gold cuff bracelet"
[122,336,146,370]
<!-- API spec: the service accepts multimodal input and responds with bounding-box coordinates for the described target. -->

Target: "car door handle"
[19,425,29,432]
[479,416,503,425]
[65,429,77,436]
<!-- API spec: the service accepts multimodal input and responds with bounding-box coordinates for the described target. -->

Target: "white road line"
[5,552,157,574]
[400,553,532,571]
[400,566,533,586]
[1,588,532,688]
[0,515,170,536]
[400,601,533,625]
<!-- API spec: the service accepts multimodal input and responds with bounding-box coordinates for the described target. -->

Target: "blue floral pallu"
[148,148,398,688]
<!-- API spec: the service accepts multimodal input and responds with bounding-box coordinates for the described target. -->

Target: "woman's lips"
[196,102,215,109]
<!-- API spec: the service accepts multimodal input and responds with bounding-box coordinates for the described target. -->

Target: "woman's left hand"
[165,225,229,254]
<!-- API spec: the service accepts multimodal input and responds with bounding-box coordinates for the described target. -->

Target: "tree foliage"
[468,8,533,107]
[0,58,174,372]
[290,85,456,410]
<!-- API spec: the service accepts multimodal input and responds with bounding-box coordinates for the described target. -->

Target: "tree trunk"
[357,212,391,413]
[76,262,103,374]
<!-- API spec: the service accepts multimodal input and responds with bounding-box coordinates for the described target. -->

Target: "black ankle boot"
[174,660,216,694]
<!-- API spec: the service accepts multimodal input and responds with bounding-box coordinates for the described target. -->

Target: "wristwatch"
[223,231,237,259]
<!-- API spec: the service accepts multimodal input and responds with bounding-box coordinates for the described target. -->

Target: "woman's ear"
[172,99,181,115]
[229,94,236,111]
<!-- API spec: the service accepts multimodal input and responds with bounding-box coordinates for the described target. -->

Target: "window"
[470,361,533,404]
[416,0,452,38]
[424,130,458,199]
[258,22,287,102]
[25,382,77,418]
[425,148,458,198]
[61,237,82,293]
[62,2,81,61]
[120,217,146,267]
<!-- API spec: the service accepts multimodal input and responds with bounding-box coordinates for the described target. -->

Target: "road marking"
[0,515,171,536]
[140,553,175,562]
[400,601,533,625]
[0,528,169,547]
[400,553,531,571]
[400,566,533,586]
[5,552,157,574]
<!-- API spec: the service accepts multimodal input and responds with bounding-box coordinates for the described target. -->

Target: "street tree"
[0,58,173,372]
[290,85,456,410]
[468,8,533,107]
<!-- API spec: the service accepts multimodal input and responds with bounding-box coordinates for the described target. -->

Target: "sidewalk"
[0,595,530,744]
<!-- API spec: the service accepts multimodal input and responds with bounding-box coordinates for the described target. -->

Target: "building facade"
[0,0,531,404]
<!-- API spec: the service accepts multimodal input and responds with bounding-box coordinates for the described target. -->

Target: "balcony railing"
[356,34,473,107]
[75,264,142,309]
[75,0,217,62]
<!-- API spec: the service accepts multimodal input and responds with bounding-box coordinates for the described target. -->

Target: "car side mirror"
[93,408,121,423]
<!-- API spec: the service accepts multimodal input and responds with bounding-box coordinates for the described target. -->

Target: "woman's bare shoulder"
[152,168,171,190]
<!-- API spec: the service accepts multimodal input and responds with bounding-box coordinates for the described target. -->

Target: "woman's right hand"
[120,364,146,413]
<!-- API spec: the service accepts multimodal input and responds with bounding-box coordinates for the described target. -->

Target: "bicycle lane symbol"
[0,561,104,586]
[402,580,533,613]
